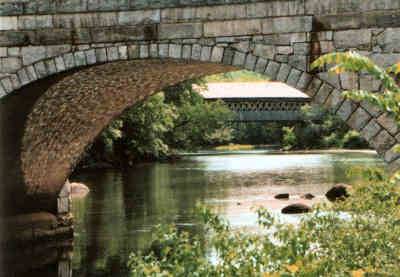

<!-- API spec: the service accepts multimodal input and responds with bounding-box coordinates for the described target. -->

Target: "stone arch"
[1,42,399,214]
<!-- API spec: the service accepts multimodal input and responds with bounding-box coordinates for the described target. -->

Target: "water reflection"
[3,150,385,276]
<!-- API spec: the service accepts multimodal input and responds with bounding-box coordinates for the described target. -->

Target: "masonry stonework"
[1,0,400,234]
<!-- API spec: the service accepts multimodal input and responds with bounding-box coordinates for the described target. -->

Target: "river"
[68,149,385,276]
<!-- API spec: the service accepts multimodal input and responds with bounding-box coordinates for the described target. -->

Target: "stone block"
[232,41,250,53]
[197,5,247,21]
[34,61,47,78]
[46,44,72,58]
[347,107,371,131]
[128,45,139,59]
[370,53,400,69]
[232,51,246,67]
[221,48,233,65]
[336,99,357,122]
[26,65,38,81]
[276,63,291,82]
[324,89,343,113]
[371,129,396,155]
[0,83,6,97]
[150,44,158,58]
[21,46,46,65]
[200,46,211,61]
[244,54,257,71]
[17,68,29,86]
[0,47,6,57]
[55,56,66,72]
[45,59,57,75]
[288,55,308,71]
[182,45,191,59]
[161,7,196,23]
[314,82,333,105]
[35,29,72,45]
[159,44,169,58]
[0,2,23,16]
[139,45,149,59]
[118,45,128,60]
[296,72,312,90]
[377,114,399,136]
[254,57,267,74]
[159,23,202,39]
[315,14,361,30]
[73,28,92,44]
[9,73,20,89]
[36,15,53,29]
[359,75,381,92]
[319,41,335,54]
[1,57,22,73]
[88,0,129,11]
[0,30,34,46]
[91,25,157,43]
[210,46,224,63]
[293,43,311,55]
[340,72,359,90]
[334,29,371,50]
[56,0,87,13]
[265,60,280,80]
[360,100,382,117]
[376,28,400,52]
[205,19,262,37]
[253,44,275,60]
[287,68,302,87]
[277,46,293,55]
[74,51,87,66]
[360,119,382,141]
[119,10,160,25]
[384,146,400,163]
[63,52,76,69]
[275,54,288,63]
[306,78,322,97]
[191,44,202,60]
[262,16,313,34]
[318,72,341,89]
[1,77,13,93]
[0,16,18,30]
[169,44,182,59]
[264,33,308,45]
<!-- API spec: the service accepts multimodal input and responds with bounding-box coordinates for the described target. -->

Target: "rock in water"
[274,193,289,200]
[301,193,315,200]
[325,185,350,202]
[281,203,310,214]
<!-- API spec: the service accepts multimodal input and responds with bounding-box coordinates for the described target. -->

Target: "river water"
[69,149,385,276]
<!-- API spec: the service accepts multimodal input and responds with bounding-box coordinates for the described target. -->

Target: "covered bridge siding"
[199,82,321,122]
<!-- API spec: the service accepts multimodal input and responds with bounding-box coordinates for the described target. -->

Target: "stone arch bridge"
[1,0,400,242]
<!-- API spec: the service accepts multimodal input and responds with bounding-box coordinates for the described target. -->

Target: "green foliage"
[81,79,234,166]
[231,122,283,145]
[282,127,297,151]
[342,130,370,149]
[128,169,400,276]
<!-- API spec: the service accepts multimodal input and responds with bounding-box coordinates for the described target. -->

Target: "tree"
[311,51,400,173]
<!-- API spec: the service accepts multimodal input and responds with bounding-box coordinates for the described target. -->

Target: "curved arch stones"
[1,0,400,215]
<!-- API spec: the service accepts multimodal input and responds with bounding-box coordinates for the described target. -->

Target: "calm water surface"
[70,150,385,276]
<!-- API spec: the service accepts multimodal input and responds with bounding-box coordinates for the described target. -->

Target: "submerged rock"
[281,203,310,214]
[325,185,350,202]
[301,193,315,200]
[274,193,289,200]
[70,182,90,198]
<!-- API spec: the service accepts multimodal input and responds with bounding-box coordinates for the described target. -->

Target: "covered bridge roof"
[198,82,310,100]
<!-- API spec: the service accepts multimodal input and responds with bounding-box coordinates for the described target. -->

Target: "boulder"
[281,203,310,214]
[70,182,90,198]
[301,193,315,200]
[274,193,289,200]
[325,185,350,202]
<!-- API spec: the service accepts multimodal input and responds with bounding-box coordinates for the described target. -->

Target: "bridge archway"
[1,44,398,215]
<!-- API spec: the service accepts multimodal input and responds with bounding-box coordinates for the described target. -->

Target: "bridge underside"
[0,59,237,216]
